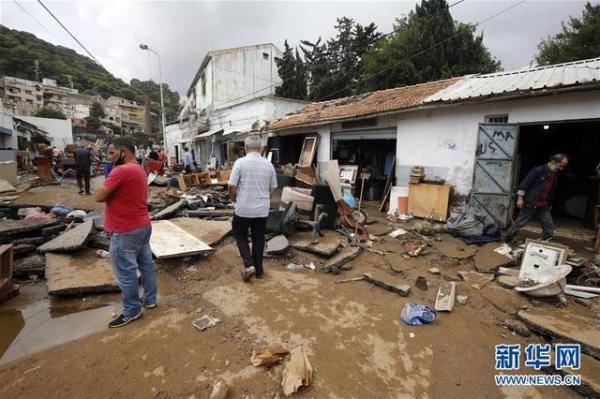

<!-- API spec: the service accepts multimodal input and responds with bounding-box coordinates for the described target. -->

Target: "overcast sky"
[1,0,596,97]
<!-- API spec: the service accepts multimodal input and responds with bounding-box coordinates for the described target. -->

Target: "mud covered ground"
[1,227,597,398]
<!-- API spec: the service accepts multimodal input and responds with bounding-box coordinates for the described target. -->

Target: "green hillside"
[0,25,180,136]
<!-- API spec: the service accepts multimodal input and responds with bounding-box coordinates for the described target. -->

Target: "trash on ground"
[208,380,230,399]
[494,243,513,257]
[362,272,411,296]
[389,227,408,238]
[95,249,110,258]
[251,344,289,367]
[192,315,220,331]
[428,267,440,274]
[415,276,428,291]
[286,262,315,271]
[401,302,437,326]
[282,346,313,397]
[434,281,456,311]
[456,294,468,305]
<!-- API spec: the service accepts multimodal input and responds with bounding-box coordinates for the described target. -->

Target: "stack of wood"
[409,165,425,184]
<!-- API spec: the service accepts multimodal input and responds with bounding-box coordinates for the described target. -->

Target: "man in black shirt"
[74,142,92,195]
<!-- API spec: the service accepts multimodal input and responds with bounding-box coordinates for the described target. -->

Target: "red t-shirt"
[102,162,151,233]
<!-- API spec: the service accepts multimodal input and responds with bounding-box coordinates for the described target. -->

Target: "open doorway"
[517,119,600,229]
[331,138,396,201]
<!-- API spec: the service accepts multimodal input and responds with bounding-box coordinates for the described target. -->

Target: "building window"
[262,52,269,60]
[201,72,206,96]
[274,57,281,63]
[485,114,509,124]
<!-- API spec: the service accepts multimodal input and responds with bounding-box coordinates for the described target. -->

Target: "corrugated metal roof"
[425,57,600,103]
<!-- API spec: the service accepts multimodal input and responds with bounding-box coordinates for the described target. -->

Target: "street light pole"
[139,44,167,158]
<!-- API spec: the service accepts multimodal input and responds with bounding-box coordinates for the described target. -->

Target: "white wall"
[396,91,600,194]
[17,115,73,151]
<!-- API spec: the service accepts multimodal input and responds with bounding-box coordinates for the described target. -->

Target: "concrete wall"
[17,115,73,151]
[395,91,600,194]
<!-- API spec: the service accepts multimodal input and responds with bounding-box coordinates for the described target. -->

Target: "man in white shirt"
[228,136,277,281]
[183,147,194,173]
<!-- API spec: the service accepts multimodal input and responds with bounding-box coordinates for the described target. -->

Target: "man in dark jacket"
[504,153,569,242]
[74,142,92,195]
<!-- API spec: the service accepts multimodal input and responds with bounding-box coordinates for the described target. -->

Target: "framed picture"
[298,136,318,167]
[339,165,359,185]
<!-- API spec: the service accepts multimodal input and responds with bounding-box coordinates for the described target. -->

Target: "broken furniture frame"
[178,172,212,191]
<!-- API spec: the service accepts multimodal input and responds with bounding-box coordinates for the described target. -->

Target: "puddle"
[0,272,175,365]
[0,282,118,365]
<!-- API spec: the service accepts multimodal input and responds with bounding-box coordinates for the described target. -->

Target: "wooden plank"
[150,220,212,259]
[379,156,396,212]
[0,244,13,279]
[324,160,343,202]
[408,183,451,222]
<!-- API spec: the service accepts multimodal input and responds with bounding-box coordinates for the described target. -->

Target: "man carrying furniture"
[228,136,277,281]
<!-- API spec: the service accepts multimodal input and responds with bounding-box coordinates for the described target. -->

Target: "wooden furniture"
[408,183,451,222]
[178,172,211,191]
[0,244,13,280]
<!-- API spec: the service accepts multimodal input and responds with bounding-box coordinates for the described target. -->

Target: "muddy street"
[1,231,596,398]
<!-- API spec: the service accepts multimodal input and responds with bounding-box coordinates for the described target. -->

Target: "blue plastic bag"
[400,302,437,326]
[50,205,73,217]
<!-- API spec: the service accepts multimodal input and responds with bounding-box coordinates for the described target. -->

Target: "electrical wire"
[36,0,100,64]
[12,0,62,43]
[206,0,525,109]
[315,0,527,101]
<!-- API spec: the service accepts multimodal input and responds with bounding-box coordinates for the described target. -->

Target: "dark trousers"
[76,166,90,194]
[232,215,267,275]
[506,206,554,241]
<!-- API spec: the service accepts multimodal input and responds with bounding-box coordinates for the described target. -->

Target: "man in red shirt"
[94,137,157,328]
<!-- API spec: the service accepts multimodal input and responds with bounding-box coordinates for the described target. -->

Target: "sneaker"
[241,266,256,282]
[144,302,157,309]
[78,189,84,194]
[255,272,265,279]
[108,310,143,328]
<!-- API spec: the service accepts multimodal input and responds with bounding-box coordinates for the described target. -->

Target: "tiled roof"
[426,57,600,103]
[267,57,600,132]
[267,78,460,131]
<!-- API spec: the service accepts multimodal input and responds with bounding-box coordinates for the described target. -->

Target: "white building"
[267,57,600,228]
[17,115,73,151]
[166,43,306,167]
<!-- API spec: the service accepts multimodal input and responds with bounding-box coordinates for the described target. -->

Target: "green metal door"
[472,123,519,228]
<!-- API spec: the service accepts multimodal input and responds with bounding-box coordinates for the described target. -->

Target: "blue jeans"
[109,225,157,317]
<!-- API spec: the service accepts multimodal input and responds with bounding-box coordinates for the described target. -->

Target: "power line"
[12,0,62,43]
[36,0,100,64]
[208,0,524,109]
[315,0,527,101]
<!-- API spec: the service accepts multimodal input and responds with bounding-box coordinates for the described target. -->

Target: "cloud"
[1,0,594,96]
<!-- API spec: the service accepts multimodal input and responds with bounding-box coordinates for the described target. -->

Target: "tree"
[300,18,381,100]
[34,107,66,119]
[89,101,106,118]
[536,2,600,65]
[84,116,101,129]
[275,41,308,100]
[362,0,500,91]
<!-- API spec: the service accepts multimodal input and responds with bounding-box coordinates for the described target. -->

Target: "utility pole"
[139,44,167,157]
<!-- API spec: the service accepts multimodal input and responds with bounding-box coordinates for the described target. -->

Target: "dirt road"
[0,233,589,398]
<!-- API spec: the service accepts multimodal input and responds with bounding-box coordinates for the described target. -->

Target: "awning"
[193,129,223,140]
[222,128,242,136]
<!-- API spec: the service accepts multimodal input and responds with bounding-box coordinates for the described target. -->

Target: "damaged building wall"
[395,90,600,195]
[17,116,73,151]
